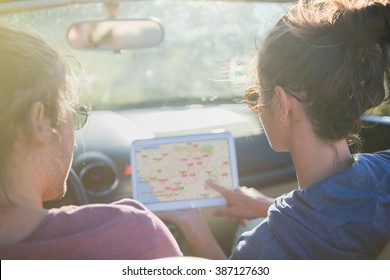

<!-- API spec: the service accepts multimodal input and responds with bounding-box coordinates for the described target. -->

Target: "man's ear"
[274,86,291,122]
[30,102,53,143]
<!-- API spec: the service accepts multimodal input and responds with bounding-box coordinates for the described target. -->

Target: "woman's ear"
[30,102,53,143]
[274,86,290,122]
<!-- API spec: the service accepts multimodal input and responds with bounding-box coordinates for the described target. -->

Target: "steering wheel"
[66,169,89,205]
[43,169,89,209]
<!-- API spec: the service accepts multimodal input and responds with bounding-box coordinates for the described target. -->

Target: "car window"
[1,0,291,109]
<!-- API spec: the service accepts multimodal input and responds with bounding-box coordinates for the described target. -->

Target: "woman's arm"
[156,182,274,259]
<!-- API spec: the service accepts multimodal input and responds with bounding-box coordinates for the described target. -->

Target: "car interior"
[0,0,389,259]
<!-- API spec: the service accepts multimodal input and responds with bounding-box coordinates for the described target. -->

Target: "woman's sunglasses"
[245,84,302,113]
[245,84,269,113]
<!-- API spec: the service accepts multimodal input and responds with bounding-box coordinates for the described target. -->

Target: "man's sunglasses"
[73,104,89,130]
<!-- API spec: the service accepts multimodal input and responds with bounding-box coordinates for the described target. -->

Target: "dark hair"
[0,25,77,187]
[257,0,390,141]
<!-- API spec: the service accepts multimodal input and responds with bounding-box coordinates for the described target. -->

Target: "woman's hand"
[206,179,274,226]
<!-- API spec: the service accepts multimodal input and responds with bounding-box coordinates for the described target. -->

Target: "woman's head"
[255,0,390,142]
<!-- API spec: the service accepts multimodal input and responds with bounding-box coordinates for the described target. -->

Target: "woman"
[161,0,390,259]
[0,24,182,259]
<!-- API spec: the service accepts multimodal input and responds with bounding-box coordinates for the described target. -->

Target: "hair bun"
[337,2,390,46]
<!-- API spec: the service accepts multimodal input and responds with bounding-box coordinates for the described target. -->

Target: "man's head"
[0,24,81,205]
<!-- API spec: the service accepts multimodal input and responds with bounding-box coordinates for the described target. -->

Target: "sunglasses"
[245,84,302,113]
[73,104,89,130]
[245,84,270,113]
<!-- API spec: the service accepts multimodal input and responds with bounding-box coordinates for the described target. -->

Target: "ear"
[274,86,291,122]
[30,102,53,143]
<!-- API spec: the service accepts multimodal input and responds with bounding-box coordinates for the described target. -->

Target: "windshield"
[1,0,291,109]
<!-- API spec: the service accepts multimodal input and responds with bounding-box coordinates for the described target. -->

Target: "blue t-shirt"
[230,150,390,259]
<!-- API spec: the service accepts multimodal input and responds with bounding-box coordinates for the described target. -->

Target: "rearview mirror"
[67,18,164,50]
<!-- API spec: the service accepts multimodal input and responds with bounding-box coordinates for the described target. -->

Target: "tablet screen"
[130,132,239,211]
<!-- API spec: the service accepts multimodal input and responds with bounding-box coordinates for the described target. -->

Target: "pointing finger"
[205,179,235,199]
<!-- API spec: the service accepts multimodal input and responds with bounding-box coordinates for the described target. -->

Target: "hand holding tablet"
[130,132,239,211]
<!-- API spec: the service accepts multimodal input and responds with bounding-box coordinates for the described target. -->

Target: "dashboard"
[70,103,296,205]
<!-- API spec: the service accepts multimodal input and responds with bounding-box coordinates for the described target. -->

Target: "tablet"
[130,132,239,211]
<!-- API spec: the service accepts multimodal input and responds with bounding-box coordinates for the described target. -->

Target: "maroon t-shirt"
[0,199,182,259]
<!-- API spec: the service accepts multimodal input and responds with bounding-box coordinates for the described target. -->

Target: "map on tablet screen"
[130,132,239,211]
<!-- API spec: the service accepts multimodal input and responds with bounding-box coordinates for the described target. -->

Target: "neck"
[0,156,47,246]
[0,152,44,211]
[290,136,353,189]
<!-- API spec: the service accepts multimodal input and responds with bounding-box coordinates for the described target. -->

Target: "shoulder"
[266,150,390,258]
[232,150,390,259]
[353,149,390,185]
[45,198,171,237]
[230,218,295,259]
[28,199,182,259]
[46,199,156,228]
[51,198,148,214]
[353,149,390,171]
[276,149,390,226]
[288,149,390,201]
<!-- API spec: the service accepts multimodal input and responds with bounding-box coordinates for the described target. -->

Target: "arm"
[156,209,227,260]
[156,182,274,259]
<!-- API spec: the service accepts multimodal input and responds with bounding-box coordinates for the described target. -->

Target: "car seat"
[377,240,390,259]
